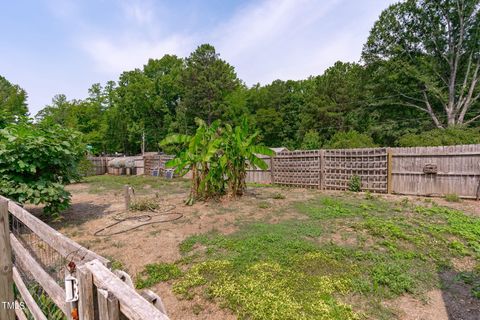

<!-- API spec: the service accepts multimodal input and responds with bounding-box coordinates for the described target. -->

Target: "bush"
[325,130,377,149]
[397,127,480,147]
[0,122,84,215]
[445,194,461,202]
[348,175,361,192]
[301,130,321,150]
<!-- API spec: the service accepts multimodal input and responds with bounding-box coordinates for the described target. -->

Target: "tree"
[297,62,367,146]
[0,75,28,127]
[0,122,84,215]
[363,0,480,128]
[160,119,224,204]
[180,44,240,130]
[301,130,321,149]
[398,126,480,146]
[160,118,273,204]
[221,118,274,196]
[324,130,377,149]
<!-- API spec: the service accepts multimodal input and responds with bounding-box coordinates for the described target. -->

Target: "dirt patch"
[56,182,314,319]
[55,182,480,320]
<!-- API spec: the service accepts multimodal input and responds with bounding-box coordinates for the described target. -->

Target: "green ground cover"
[136,192,480,319]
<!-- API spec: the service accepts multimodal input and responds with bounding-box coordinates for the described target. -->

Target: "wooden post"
[319,150,325,190]
[270,155,275,185]
[77,265,95,320]
[387,149,393,194]
[97,288,120,320]
[124,185,130,211]
[0,199,14,320]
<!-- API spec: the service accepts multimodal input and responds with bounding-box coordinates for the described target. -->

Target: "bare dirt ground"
[51,181,480,320]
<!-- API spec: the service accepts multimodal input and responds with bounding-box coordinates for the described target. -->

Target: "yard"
[52,175,480,320]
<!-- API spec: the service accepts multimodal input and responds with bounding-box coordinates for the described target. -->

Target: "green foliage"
[348,175,362,192]
[78,156,95,177]
[180,44,241,131]
[160,118,273,203]
[0,75,28,128]
[398,127,480,147]
[163,193,480,318]
[325,130,377,149]
[136,263,182,289]
[301,129,321,150]
[363,0,480,128]
[129,197,160,211]
[445,194,461,203]
[0,122,84,215]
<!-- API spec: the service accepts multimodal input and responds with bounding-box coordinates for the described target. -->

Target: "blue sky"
[0,0,397,115]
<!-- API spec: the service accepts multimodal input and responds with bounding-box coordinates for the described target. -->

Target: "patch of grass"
[257,201,271,209]
[456,271,480,299]
[171,193,480,319]
[82,175,188,194]
[271,192,286,199]
[136,263,182,289]
[444,193,461,202]
[129,197,160,211]
[110,259,125,271]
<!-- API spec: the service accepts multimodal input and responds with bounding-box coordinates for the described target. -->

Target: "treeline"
[2,0,479,154]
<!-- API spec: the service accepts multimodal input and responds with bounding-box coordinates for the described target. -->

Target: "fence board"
[323,148,388,193]
[272,150,321,188]
[390,144,480,198]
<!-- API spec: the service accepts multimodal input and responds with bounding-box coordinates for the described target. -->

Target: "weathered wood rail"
[0,196,170,320]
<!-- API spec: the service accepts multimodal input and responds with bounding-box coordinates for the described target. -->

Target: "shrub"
[348,175,362,192]
[0,122,84,215]
[444,194,461,202]
[324,130,377,149]
[301,129,321,150]
[397,127,480,147]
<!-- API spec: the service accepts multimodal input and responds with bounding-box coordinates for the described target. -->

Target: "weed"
[129,197,160,211]
[136,263,182,289]
[348,175,361,192]
[258,201,271,209]
[445,193,461,202]
[272,192,286,199]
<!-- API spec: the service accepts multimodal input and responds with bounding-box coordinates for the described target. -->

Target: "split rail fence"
[0,196,170,320]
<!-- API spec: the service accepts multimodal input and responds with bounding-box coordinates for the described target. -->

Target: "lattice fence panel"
[323,148,388,192]
[272,150,321,188]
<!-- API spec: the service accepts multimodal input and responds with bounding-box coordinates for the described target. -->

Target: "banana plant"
[160,118,223,204]
[221,117,274,196]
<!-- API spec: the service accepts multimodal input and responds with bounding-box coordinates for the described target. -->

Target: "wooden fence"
[0,196,170,320]
[86,144,480,199]
[390,144,480,198]
[87,157,115,175]
[260,144,480,198]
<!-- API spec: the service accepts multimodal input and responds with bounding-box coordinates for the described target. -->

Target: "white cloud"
[75,0,395,82]
[120,0,155,26]
[80,34,192,74]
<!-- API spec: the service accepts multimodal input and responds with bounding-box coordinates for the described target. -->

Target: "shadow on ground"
[440,269,480,320]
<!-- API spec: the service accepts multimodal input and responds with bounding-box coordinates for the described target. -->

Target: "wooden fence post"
[97,288,120,320]
[0,199,15,320]
[387,149,393,194]
[124,185,131,211]
[77,265,95,320]
[270,155,275,185]
[319,150,325,190]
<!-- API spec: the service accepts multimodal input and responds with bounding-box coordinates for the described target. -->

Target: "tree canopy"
[1,1,477,153]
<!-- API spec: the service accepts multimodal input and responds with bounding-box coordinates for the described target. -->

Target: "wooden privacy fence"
[0,196,170,320]
[250,144,480,198]
[87,144,480,199]
[269,148,389,193]
[390,144,480,198]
